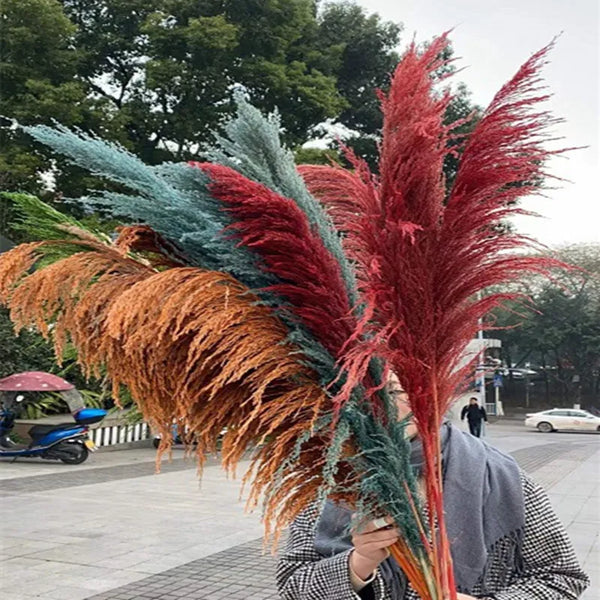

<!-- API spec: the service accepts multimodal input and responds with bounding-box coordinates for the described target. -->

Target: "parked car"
[525,409,600,433]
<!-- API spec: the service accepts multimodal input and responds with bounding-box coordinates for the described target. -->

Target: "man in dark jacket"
[461,397,488,437]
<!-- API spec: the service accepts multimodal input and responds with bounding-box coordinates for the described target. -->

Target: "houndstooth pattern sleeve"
[277,471,589,600]
[276,503,389,600]
[480,472,589,600]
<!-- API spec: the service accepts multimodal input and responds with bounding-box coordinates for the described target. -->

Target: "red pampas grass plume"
[301,34,569,599]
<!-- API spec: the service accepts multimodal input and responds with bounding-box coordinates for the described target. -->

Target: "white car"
[525,409,600,433]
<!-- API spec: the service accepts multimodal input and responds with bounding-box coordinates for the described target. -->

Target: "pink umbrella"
[0,371,74,392]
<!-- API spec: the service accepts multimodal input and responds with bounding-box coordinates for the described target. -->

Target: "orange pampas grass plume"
[0,226,334,539]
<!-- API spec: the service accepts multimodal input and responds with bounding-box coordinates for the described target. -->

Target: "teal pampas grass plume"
[207,92,358,304]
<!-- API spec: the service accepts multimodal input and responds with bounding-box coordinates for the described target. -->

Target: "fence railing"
[90,422,151,447]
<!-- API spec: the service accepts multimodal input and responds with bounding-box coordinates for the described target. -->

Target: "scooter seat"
[28,423,78,440]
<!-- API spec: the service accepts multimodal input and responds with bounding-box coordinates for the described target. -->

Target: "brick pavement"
[0,456,196,496]
[510,440,599,488]
[87,538,280,600]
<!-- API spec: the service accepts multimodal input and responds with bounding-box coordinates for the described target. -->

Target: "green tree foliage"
[0,0,110,194]
[2,0,478,193]
[61,0,347,155]
[443,82,480,191]
[493,244,600,404]
[0,2,480,394]
[0,307,56,378]
[316,19,479,175]
[294,146,341,165]
[316,2,401,141]
[0,314,105,417]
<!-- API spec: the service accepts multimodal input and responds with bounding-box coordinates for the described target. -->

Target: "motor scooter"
[0,371,106,464]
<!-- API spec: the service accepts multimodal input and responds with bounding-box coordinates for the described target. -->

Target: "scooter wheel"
[58,441,89,464]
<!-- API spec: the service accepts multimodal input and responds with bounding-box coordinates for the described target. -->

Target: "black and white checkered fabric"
[277,472,589,599]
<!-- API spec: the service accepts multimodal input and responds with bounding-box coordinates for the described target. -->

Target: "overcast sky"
[352,0,599,247]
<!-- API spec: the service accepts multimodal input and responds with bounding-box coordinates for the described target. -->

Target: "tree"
[0,307,56,378]
[314,1,401,164]
[2,0,479,196]
[525,287,600,402]
[60,0,346,156]
[0,0,110,194]
[493,243,600,405]
[442,82,480,191]
[294,146,341,165]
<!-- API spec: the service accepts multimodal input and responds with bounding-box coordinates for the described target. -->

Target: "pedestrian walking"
[461,397,488,438]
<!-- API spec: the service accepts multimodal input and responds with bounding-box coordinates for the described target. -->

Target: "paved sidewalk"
[0,447,189,481]
[0,451,216,495]
[0,422,598,599]
[543,446,600,591]
[88,538,280,600]
[1,454,264,600]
